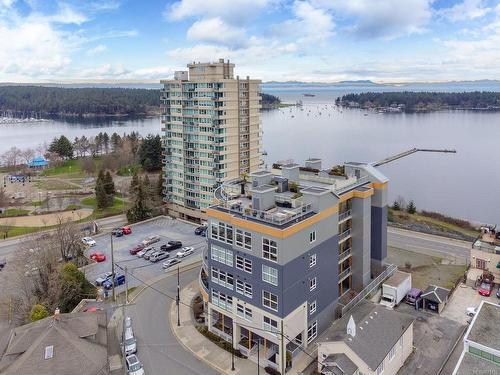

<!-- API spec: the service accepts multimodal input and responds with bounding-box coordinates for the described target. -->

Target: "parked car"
[124,316,132,329]
[161,241,183,252]
[143,247,157,260]
[130,244,145,255]
[122,226,132,235]
[405,288,422,306]
[162,258,181,269]
[112,228,124,237]
[136,248,148,258]
[168,240,182,246]
[95,272,113,286]
[150,251,169,263]
[126,354,145,375]
[103,274,125,289]
[0,259,6,271]
[81,237,96,246]
[90,252,106,262]
[194,225,207,235]
[497,286,500,299]
[176,246,194,258]
[479,282,493,296]
[141,235,160,246]
[123,328,137,356]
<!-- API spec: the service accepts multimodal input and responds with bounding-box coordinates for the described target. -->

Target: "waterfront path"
[0,208,93,227]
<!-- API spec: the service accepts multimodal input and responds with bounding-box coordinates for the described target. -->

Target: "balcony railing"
[338,267,351,282]
[339,228,352,242]
[338,248,352,263]
[199,268,209,293]
[338,209,352,223]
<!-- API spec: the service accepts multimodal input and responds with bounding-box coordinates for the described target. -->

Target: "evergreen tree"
[126,182,151,223]
[138,134,162,171]
[130,172,140,195]
[392,200,401,211]
[48,135,74,159]
[407,200,417,214]
[103,171,115,196]
[103,132,110,154]
[111,132,121,151]
[95,170,112,208]
[142,174,152,200]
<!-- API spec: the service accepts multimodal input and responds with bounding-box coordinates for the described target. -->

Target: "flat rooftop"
[454,352,499,375]
[384,271,410,287]
[467,301,500,351]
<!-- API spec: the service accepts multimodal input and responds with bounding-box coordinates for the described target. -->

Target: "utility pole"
[231,328,235,371]
[256,339,260,375]
[110,233,116,302]
[176,266,180,327]
[125,266,129,304]
[280,320,285,375]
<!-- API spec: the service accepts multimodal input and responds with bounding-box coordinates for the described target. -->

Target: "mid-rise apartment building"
[467,225,500,285]
[160,59,262,222]
[199,158,389,373]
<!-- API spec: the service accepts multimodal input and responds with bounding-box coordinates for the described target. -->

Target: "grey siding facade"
[370,205,387,262]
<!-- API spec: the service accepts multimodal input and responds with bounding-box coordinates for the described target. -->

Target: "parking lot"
[395,303,465,375]
[83,216,206,295]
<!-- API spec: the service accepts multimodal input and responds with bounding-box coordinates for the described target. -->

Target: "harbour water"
[1,91,499,223]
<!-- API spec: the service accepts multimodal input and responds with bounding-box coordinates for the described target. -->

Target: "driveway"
[127,267,218,375]
[83,217,207,294]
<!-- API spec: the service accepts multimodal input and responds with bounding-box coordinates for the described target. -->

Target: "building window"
[309,277,317,291]
[476,258,486,269]
[309,231,316,243]
[236,280,253,298]
[211,289,233,312]
[262,290,278,311]
[263,316,279,335]
[309,254,317,268]
[236,304,252,321]
[211,221,233,244]
[236,255,252,273]
[389,345,396,361]
[263,238,278,262]
[309,301,317,315]
[262,265,278,286]
[376,360,384,375]
[307,321,317,343]
[235,229,252,250]
[211,245,233,266]
[211,267,234,290]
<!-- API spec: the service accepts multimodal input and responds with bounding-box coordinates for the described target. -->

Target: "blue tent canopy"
[28,156,48,168]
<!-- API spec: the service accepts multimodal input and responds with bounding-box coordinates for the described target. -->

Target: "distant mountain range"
[1,79,500,92]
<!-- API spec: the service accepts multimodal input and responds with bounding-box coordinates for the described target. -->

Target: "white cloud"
[166,0,274,23]
[86,44,107,55]
[48,3,88,25]
[438,0,491,22]
[312,0,432,39]
[187,17,246,46]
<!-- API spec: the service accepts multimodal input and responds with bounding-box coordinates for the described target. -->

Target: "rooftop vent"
[347,315,356,337]
[44,345,54,360]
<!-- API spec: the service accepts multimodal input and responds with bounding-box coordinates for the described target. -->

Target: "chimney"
[347,315,356,337]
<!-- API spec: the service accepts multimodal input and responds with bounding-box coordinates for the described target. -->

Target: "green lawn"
[41,159,83,176]
[1,208,30,217]
[35,179,80,190]
[65,204,82,211]
[81,195,127,219]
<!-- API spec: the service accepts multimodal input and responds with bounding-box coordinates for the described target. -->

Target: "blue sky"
[0,0,499,82]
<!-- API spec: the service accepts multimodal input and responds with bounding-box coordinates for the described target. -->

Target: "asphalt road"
[128,267,218,375]
[387,227,471,259]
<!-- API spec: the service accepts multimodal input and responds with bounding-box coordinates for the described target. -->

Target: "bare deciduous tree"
[20,148,35,165]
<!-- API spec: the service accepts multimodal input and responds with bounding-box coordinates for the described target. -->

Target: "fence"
[339,263,398,317]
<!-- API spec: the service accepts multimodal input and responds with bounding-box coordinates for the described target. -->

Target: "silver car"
[126,354,145,375]
[150,251,169,263]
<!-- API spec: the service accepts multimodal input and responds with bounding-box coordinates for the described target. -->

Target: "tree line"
[0,86,282,117]
[0,86,160,117]
[338,91,500,111]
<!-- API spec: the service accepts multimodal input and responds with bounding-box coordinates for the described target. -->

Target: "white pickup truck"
[380,271,412,309]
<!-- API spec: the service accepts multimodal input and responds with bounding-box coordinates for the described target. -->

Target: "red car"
[90,252,106,262]
[479,282,493,296]
[129,244,145,255]
[122,226,132,235]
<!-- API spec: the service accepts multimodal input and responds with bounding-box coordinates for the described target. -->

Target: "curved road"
[128,267,217,375]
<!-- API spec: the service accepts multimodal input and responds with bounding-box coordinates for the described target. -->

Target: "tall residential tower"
[161,59,262,222]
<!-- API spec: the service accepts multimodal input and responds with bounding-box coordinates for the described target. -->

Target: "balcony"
[338,228,352,243]
[338,209,352,223]
[338,267,351,282]
[199,268,209,294]
[338,248,352,263]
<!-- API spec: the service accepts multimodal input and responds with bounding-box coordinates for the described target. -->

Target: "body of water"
[1,90,498,224]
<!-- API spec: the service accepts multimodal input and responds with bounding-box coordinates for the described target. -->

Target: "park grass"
[81,195,127,219]
[116,164,142,176]
[35,179,80,190]
[1,208,30,217]
[389,208,478,239]
[41,159,83,176]
[65,204,82,211]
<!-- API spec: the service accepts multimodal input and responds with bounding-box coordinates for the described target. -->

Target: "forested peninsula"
[337,91,500,112]
[0,86,282,118]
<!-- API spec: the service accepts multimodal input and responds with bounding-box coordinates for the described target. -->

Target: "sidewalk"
[170,280,315,375]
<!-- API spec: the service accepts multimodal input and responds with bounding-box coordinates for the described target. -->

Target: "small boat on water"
[303,93,316,97]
